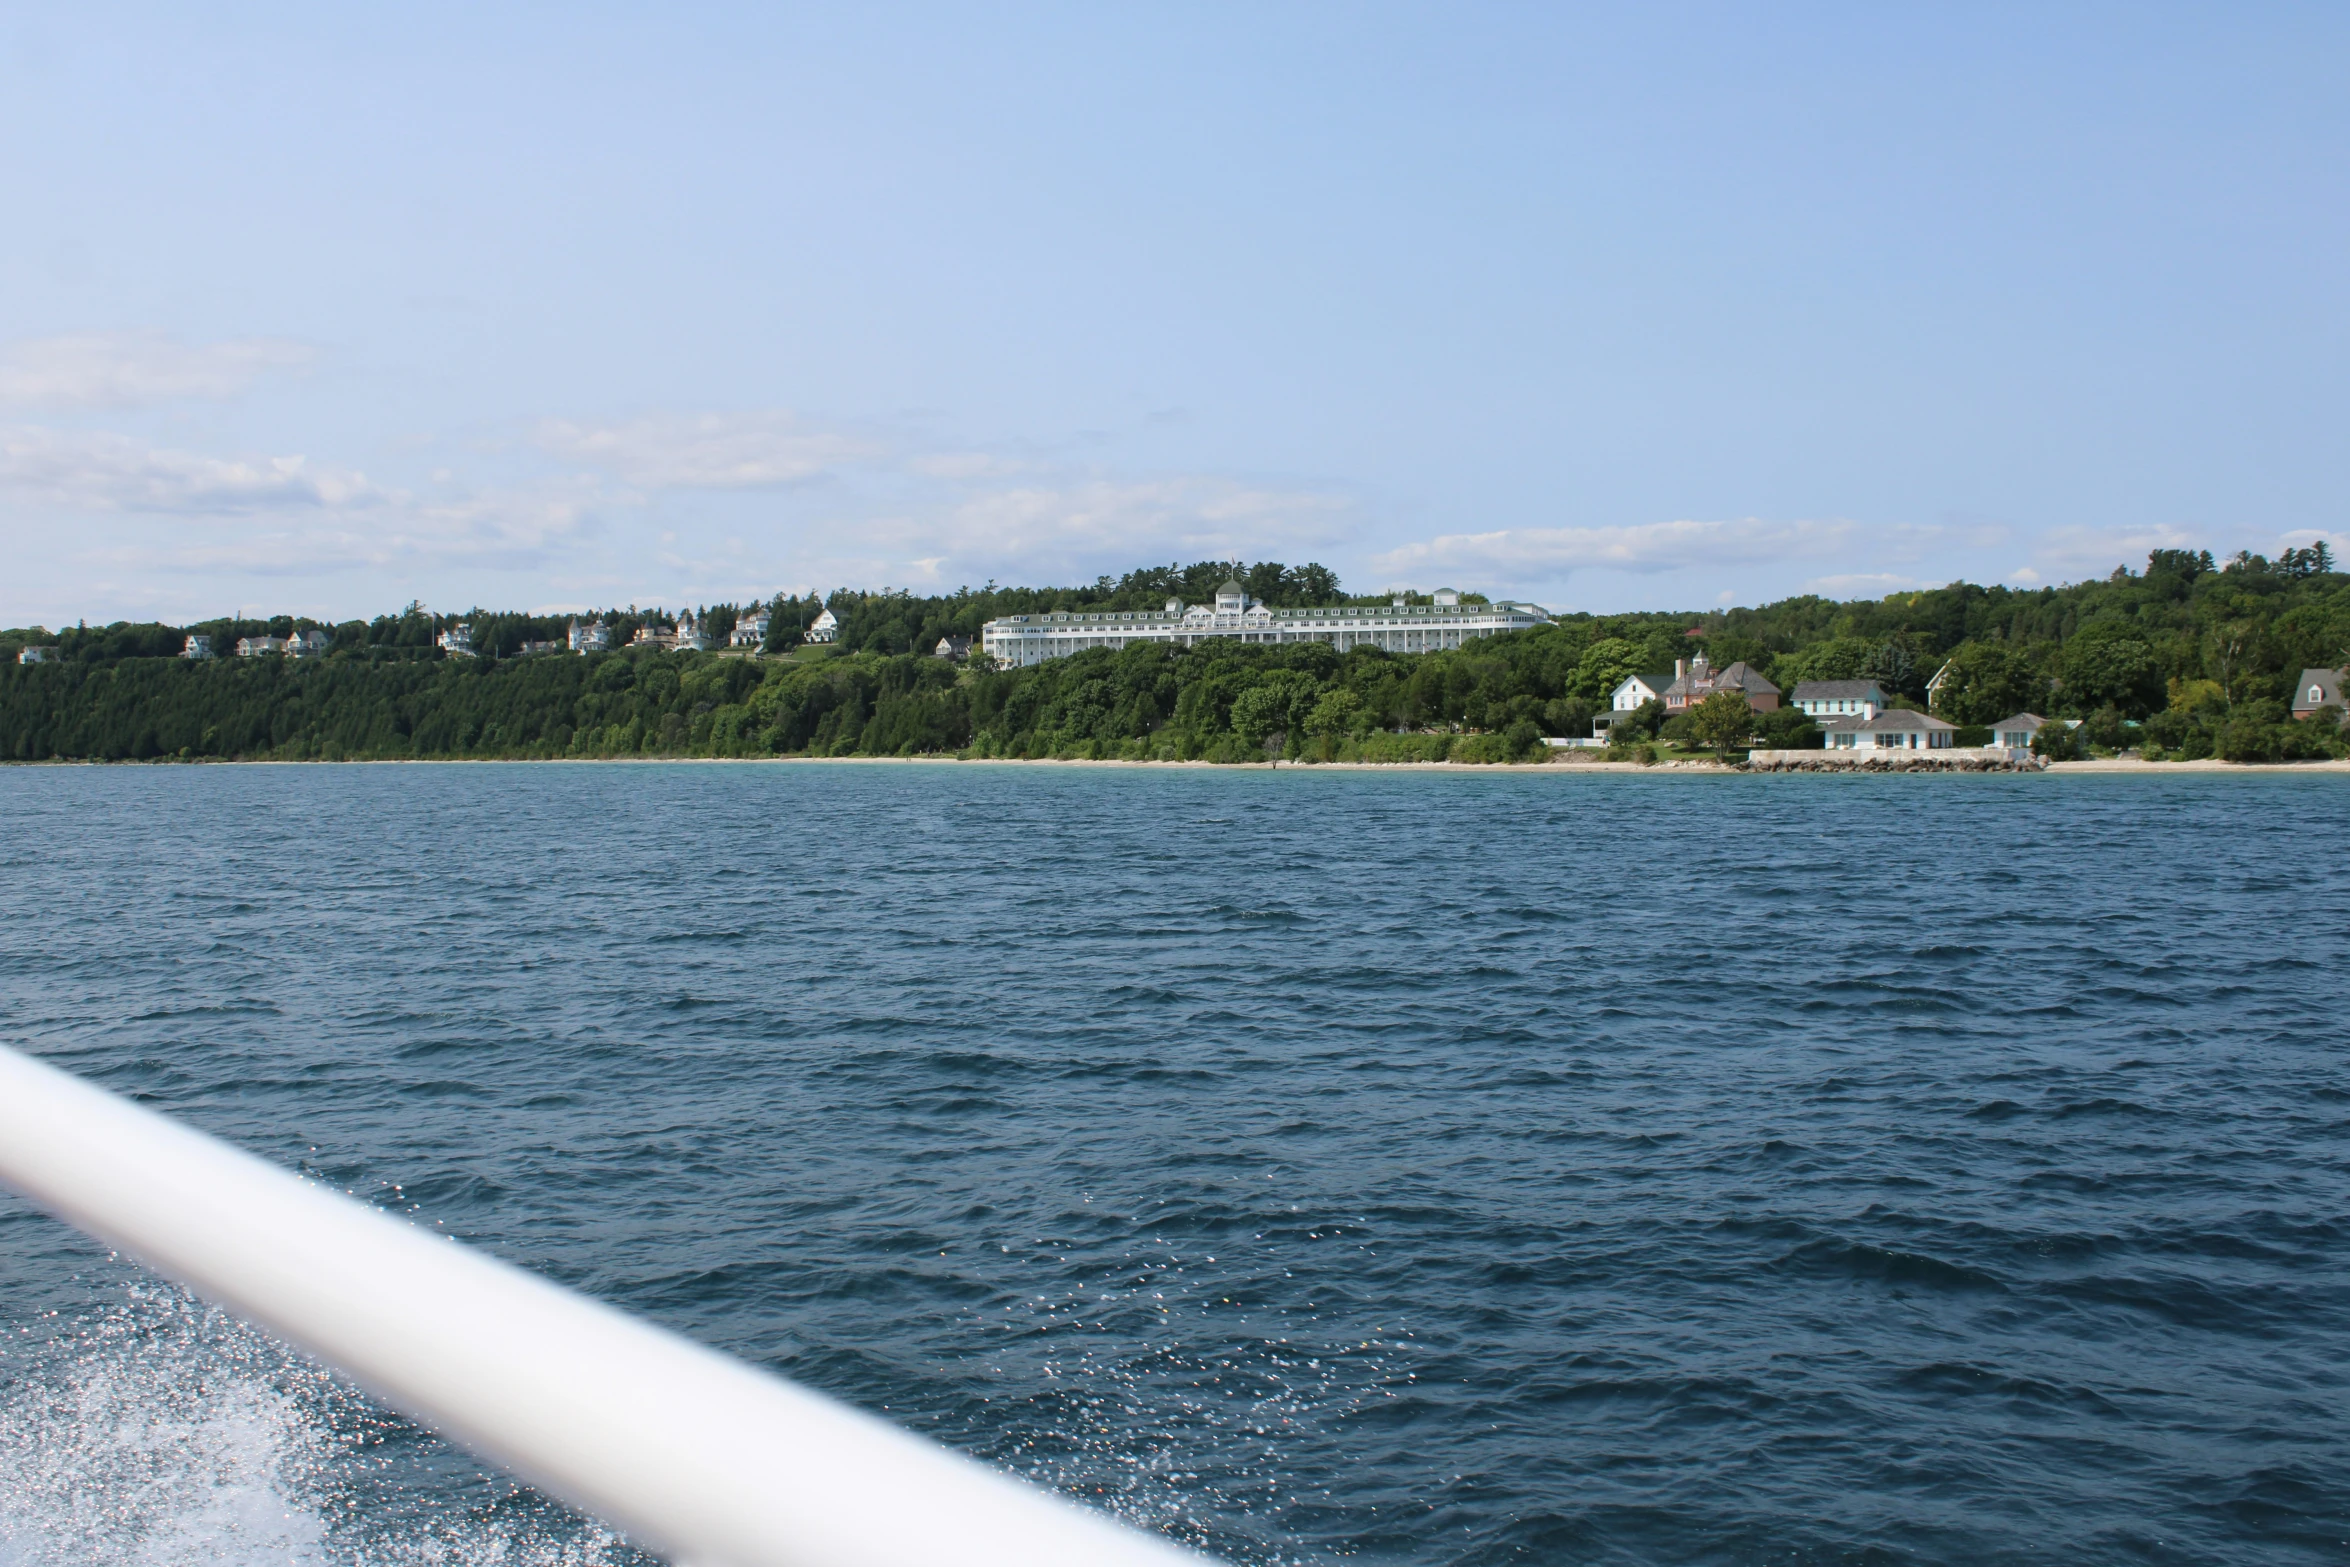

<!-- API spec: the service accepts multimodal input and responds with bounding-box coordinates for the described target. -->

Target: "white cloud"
[2007,566,2042,584]
[0,331,311,409]
[2277,527,2347,558]
[2022,523,2200,582]
[0,421,605,587]
[1799,572,1925,597]
[537,411,880,488]
[0,427,379,512]
[908,451,1032,480]
[645,475,1357,598]
[1373,518,1862,579]
[94,482,598,577]
[894,477,1351,577]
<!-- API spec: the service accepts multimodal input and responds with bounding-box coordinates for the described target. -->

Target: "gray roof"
[1219,578,1246,593]
[1858,709,1957,731]
[1990,712,2047,732]
[1712,661,1780,696]
[2292,668,2346,713]
[1792,679,1884,700]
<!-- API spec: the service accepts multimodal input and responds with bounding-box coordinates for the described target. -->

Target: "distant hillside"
[2,549,2345,764]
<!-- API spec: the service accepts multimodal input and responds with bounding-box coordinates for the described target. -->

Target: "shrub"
[1340,731,1455,764]
[1752,707,1823,749]
[1449,732,1512,764]
[2083,705,2130,751]
[2032,722,2084,761]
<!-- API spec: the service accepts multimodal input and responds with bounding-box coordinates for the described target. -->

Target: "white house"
[980,580,1548,669]
[1990,712,2046,749]
[1821,710,1959,751]
[631,621,673,649]
[568,619,610,653]
[674,611,710,652]
[730,609,769,648]
[181,634,214,660]
[283,628,331,659]
[806,606,840,644]
[18,645,50,664]
[237,635,287,657]
[1792,680,1888,722]
[1609,671,1672,711]
[933,635,973,660]
[437,623,475,656]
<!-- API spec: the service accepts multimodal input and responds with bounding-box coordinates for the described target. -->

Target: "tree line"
[2,548,2344,764]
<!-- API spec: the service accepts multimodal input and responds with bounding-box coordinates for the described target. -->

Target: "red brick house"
[1661,654,1781,714]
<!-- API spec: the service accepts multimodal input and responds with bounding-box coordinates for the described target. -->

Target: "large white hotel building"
[980,579,1551,668]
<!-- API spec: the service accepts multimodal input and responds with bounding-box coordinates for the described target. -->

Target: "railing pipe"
[0,1043,1207,1567]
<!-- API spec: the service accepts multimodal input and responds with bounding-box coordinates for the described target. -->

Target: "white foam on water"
[0,1285,640,1567]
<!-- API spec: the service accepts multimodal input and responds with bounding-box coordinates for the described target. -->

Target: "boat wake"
[0,1284,642,1567]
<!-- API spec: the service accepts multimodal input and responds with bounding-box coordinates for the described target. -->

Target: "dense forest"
[3,547,2344,765]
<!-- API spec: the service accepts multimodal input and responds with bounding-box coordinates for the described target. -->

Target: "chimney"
[1676,657,1688,680]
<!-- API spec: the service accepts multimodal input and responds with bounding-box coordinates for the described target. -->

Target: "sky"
[1,2,2344,626]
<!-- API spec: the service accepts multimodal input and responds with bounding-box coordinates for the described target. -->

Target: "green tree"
[1687,690,1754,751]
[1303,687,1364,737]
[1778,636,1877,684]
[1933,642,2048,725]
[2032,719,2084,761]
[1751,706,1822,749]
[1569,637,1647,702]
[2059,627,2164,717]
[1228,670,1319,747]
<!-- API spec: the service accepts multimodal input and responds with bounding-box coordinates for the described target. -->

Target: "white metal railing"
[0,1043,1208,1567]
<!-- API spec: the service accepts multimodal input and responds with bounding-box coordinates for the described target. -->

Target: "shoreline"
[7,754,2349,775]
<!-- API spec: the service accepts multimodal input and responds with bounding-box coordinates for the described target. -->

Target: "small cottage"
[1822,709,1959,751]
[2291,668,2346,719]
[1989,713,2046,749]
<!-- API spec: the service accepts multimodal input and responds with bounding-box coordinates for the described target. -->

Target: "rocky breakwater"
[1745,747,2044,773]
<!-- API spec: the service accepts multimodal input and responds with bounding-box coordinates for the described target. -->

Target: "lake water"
[1,762,2346,1566]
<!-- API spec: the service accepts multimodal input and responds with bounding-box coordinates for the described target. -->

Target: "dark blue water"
[2,762,2347,1566]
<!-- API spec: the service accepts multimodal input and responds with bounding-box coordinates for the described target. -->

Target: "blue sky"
[2,2,2343,625]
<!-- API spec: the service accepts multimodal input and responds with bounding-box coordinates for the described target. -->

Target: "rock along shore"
[1743,748,2046,773]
